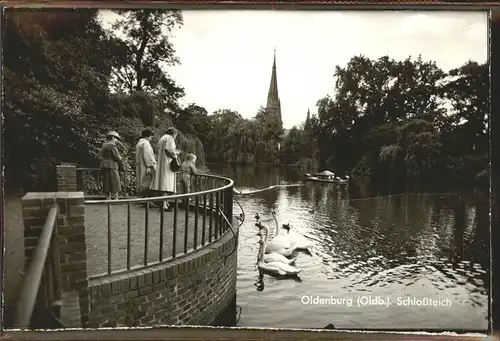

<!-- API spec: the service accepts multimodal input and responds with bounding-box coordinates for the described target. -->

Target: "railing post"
[225,185,233,232]
[22,192,89,328]
[17,203,58,327]
[56,164,77,192]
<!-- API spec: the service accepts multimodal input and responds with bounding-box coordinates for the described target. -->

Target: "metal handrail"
[76,167,133,172]
[79,169,235,278]
[83,173,234,205]
[13,205,58,328]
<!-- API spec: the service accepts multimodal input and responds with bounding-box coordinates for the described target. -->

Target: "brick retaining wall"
[21,192,90,327]
[87,226,238,328]
[56,164,77,192]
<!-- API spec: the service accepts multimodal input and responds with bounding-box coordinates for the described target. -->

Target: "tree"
[109,9,185,110]
[378,119,442,191]
[172,104,210,137]
[3,9,122,191]
[314,55,447,181]
[441,62,489,156]
[254,106,282,165]
[281,127,303,165]
[280,116,319,170]
[333,55,445,139]
[436,61,489,186]
[206,109,243,163]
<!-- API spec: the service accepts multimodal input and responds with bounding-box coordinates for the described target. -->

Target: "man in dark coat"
[100,131,124,200]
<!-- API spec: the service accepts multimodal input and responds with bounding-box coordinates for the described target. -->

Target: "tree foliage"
[306,55,488,192]
[165,104,282,166]
[109,9,184,105]
[151,53,487,194]
[4,9,488,195]
[4,9,120,191]
[3,9,202,192]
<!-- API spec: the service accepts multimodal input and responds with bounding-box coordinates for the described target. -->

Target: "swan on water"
[257,232,301,276]
[281,223,314,250]
[256,222,297,257]
[270,211,313,253]
[257,229,297,265]
[258,213,294,254]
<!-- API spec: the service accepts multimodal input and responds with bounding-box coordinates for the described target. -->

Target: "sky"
[99,10,487,129]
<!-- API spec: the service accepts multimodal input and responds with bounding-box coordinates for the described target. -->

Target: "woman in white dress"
[150,127,180,211]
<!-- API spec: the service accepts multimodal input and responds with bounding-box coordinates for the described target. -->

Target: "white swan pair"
[257,226,297,264]
[256,227,301,276]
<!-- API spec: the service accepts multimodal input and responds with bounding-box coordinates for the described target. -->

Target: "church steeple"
[265,49,283,129]
[304,108,312,131]
[267,49,279,107]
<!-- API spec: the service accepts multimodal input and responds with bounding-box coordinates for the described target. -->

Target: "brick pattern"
[87,226,239,328]
[56,164,77,192]
[21,191,89,327]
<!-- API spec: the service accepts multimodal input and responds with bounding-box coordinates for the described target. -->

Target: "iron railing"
[76,167,213,198]
[76,168,136,197]
[14,205,64,328]
[81,171,234,279]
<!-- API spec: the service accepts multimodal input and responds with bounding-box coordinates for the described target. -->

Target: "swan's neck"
[274,216,281,235]
[262,227,269,243]
[257,241,265,262]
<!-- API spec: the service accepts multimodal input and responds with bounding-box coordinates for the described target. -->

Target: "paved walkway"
[85,202,223,277]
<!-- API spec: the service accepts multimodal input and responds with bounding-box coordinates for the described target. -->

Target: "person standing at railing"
[150,127,181,211]
[100,131,124,200]
[180,153,199,195]
[136,128,157,202]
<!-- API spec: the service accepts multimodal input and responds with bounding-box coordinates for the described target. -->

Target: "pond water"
[209,164,490,332]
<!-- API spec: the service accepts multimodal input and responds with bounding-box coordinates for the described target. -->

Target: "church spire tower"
[265,49,283,129]
[304,108,312,131]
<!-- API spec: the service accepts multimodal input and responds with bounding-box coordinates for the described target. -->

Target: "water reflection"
[209,164,489,330]
[254,270,303,292]
[213,164,302,189]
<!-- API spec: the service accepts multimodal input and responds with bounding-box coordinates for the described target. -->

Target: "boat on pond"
[303,170,350,184]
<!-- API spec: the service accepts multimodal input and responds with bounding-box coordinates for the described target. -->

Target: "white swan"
[257,223,297,257]
[271,212,313,253]
[258,214,294,254]
[257,234,301,276]
[257,229,297,265]
[281,223,314,250]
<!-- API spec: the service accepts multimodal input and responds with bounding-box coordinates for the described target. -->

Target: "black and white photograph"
[2,7,490,332]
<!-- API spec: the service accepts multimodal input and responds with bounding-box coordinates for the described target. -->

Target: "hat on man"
[141,128,154,138]
[165,127,178,135]
[107,131,121,140]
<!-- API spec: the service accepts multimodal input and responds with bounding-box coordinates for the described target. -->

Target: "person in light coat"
[150,127,180,211]
[135,127,156,198]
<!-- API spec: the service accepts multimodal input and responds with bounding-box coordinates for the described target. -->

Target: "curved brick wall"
[87,226,238,328]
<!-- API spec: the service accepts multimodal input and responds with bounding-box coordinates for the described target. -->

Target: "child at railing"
[180,153,199,194]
